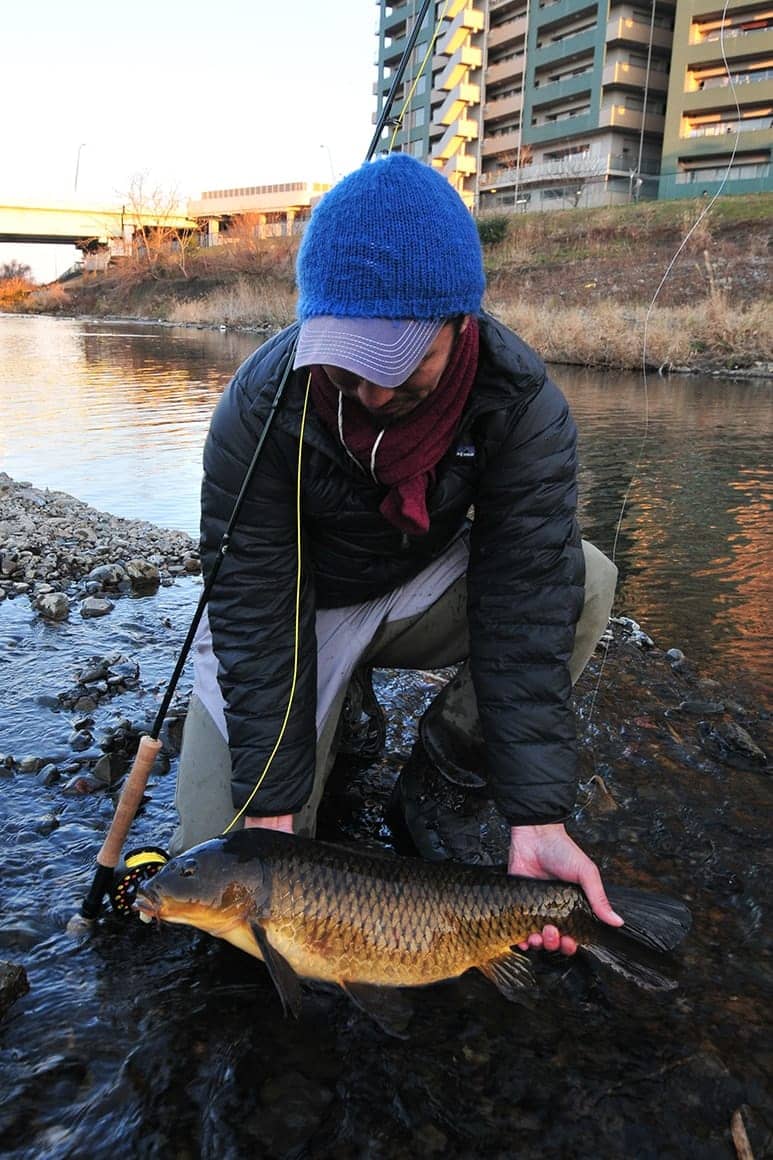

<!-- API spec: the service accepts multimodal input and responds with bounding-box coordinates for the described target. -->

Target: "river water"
[1,314,770,687]
[0,314,771,1158]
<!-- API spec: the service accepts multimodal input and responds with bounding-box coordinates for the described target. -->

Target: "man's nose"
[355,381,394,410]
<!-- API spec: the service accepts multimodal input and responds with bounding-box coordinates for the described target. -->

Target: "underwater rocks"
[0,961,29,1020]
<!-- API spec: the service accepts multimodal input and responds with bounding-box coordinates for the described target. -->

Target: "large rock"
[125,558,161,589]
[80,596,114,619]
[35,592,71,621]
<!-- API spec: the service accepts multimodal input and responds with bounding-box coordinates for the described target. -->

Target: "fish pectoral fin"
[249,922,303,1019]
[479,951,537,1006]
[341,981,413,1039]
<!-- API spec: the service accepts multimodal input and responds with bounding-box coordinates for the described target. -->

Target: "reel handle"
[77,735,163,922]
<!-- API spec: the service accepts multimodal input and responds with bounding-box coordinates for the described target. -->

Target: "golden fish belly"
[262,893,551,988]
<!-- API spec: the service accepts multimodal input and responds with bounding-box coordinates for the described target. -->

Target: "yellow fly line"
[223,371,312,831]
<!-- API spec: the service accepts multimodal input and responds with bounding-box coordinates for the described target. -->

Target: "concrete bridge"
[0,182,331,269]
[0,198,200,269]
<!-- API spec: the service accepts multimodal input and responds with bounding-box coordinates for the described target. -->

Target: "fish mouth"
[133,887,161,925]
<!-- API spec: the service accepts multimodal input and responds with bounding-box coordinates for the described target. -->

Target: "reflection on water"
[0,315,770,687]
[0,315,257,534]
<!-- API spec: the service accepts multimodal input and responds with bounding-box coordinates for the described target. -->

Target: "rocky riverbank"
[0,471,200,615]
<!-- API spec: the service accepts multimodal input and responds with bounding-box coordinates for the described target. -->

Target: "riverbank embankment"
[8,192,773,375]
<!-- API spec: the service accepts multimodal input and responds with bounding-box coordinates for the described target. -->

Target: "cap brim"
[293,316,444,389]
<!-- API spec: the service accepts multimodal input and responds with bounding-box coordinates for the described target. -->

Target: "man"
[172,153,623,956]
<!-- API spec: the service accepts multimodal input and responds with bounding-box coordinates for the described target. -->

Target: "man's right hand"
[508,822,623,955]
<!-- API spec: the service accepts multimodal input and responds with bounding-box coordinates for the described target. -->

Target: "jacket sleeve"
[468,375,585,826]
[199,362,317,817]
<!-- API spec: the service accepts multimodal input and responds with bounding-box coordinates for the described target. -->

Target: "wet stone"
[36,764,60,788]
[34,592,71,621]
[0,961,30,1019]
[78,661,109,683]
[91,752,126,787]
[80,596,114,618]
[87,563,128,588]
[35,813,59,836]
[68,730,93,752]
[19,756,41,773]
[125,558,160,589]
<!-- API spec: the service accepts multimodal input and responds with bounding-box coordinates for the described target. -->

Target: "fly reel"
[109,846,170,919]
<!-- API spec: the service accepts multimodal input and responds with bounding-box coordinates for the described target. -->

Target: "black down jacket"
[200,312,585,826]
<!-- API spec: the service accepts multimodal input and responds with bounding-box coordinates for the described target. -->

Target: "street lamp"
[319,144,336,183]
[74,143,87,194]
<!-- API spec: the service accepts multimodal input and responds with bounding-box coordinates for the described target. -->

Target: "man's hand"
[244,815,294,834]
[508,822,623,956]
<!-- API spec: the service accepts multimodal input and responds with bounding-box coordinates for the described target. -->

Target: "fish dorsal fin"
[249,922,303,1019]
[479,951,537,1006]
[341,981,413,1039]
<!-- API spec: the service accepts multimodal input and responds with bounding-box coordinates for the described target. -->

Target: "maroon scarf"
[310,319,479,535]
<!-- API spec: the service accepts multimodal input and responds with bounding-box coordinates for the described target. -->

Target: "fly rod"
[69,0,439,931]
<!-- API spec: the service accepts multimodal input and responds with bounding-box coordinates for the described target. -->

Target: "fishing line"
[388,0,450,155]
[223,373,311,830]
[585,0,740,737]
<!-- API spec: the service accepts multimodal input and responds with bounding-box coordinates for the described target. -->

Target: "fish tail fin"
[583,886,692,992]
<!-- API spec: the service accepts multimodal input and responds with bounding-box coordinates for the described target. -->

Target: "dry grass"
[0,276,36,308]
[23,282,70,313]
[168,276,296,329]
[489,293,773,371]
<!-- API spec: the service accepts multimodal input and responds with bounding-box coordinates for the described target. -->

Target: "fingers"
[516,926,579,956]
[579,862,624,927]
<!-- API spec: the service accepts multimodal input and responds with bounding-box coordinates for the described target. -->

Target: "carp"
[135,829,691,1035]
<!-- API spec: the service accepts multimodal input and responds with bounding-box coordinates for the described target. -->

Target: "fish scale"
[256,840,593,986]
[136,828,691,1027]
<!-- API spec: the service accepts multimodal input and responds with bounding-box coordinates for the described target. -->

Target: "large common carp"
[135,829,691,1034]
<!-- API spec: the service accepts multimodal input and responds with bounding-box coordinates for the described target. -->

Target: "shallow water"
[0,315,771,1157]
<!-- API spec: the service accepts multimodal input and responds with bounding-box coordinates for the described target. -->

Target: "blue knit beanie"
[296,153,485,321]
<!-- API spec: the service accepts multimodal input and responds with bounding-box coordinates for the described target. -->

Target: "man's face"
[322,317,468,428]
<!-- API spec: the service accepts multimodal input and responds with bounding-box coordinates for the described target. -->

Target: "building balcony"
[439,82,481,125]
[441,150,478,177]
[437,44,483,90]
[684,28,773,66]
[608,153,661,173]
[533,27,596,67]
[532,73,592,108]
[535,0,597,32]
[681,79,773,113]
[486,56,524,86]
[438,4,485,56]
[435,116,479,160]
[599,104,666,132]
[605,17,673,51]
[484,92,523,121]
[481,128,522,156]
[488,14,527,50]
[382,8,407,37]
[602,61,669,92]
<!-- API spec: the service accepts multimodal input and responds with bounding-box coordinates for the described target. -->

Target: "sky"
[1,0,380,282]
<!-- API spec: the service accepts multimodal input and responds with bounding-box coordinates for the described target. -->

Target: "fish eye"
[180,858,198,878]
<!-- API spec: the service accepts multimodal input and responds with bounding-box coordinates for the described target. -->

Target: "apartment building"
[373,0,771,210]
[659,0,773,198]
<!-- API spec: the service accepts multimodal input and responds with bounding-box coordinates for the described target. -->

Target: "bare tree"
[1,260,33,282]
[122,173,195,278]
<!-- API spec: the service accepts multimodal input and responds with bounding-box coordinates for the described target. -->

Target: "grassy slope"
[14,192,773,373]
